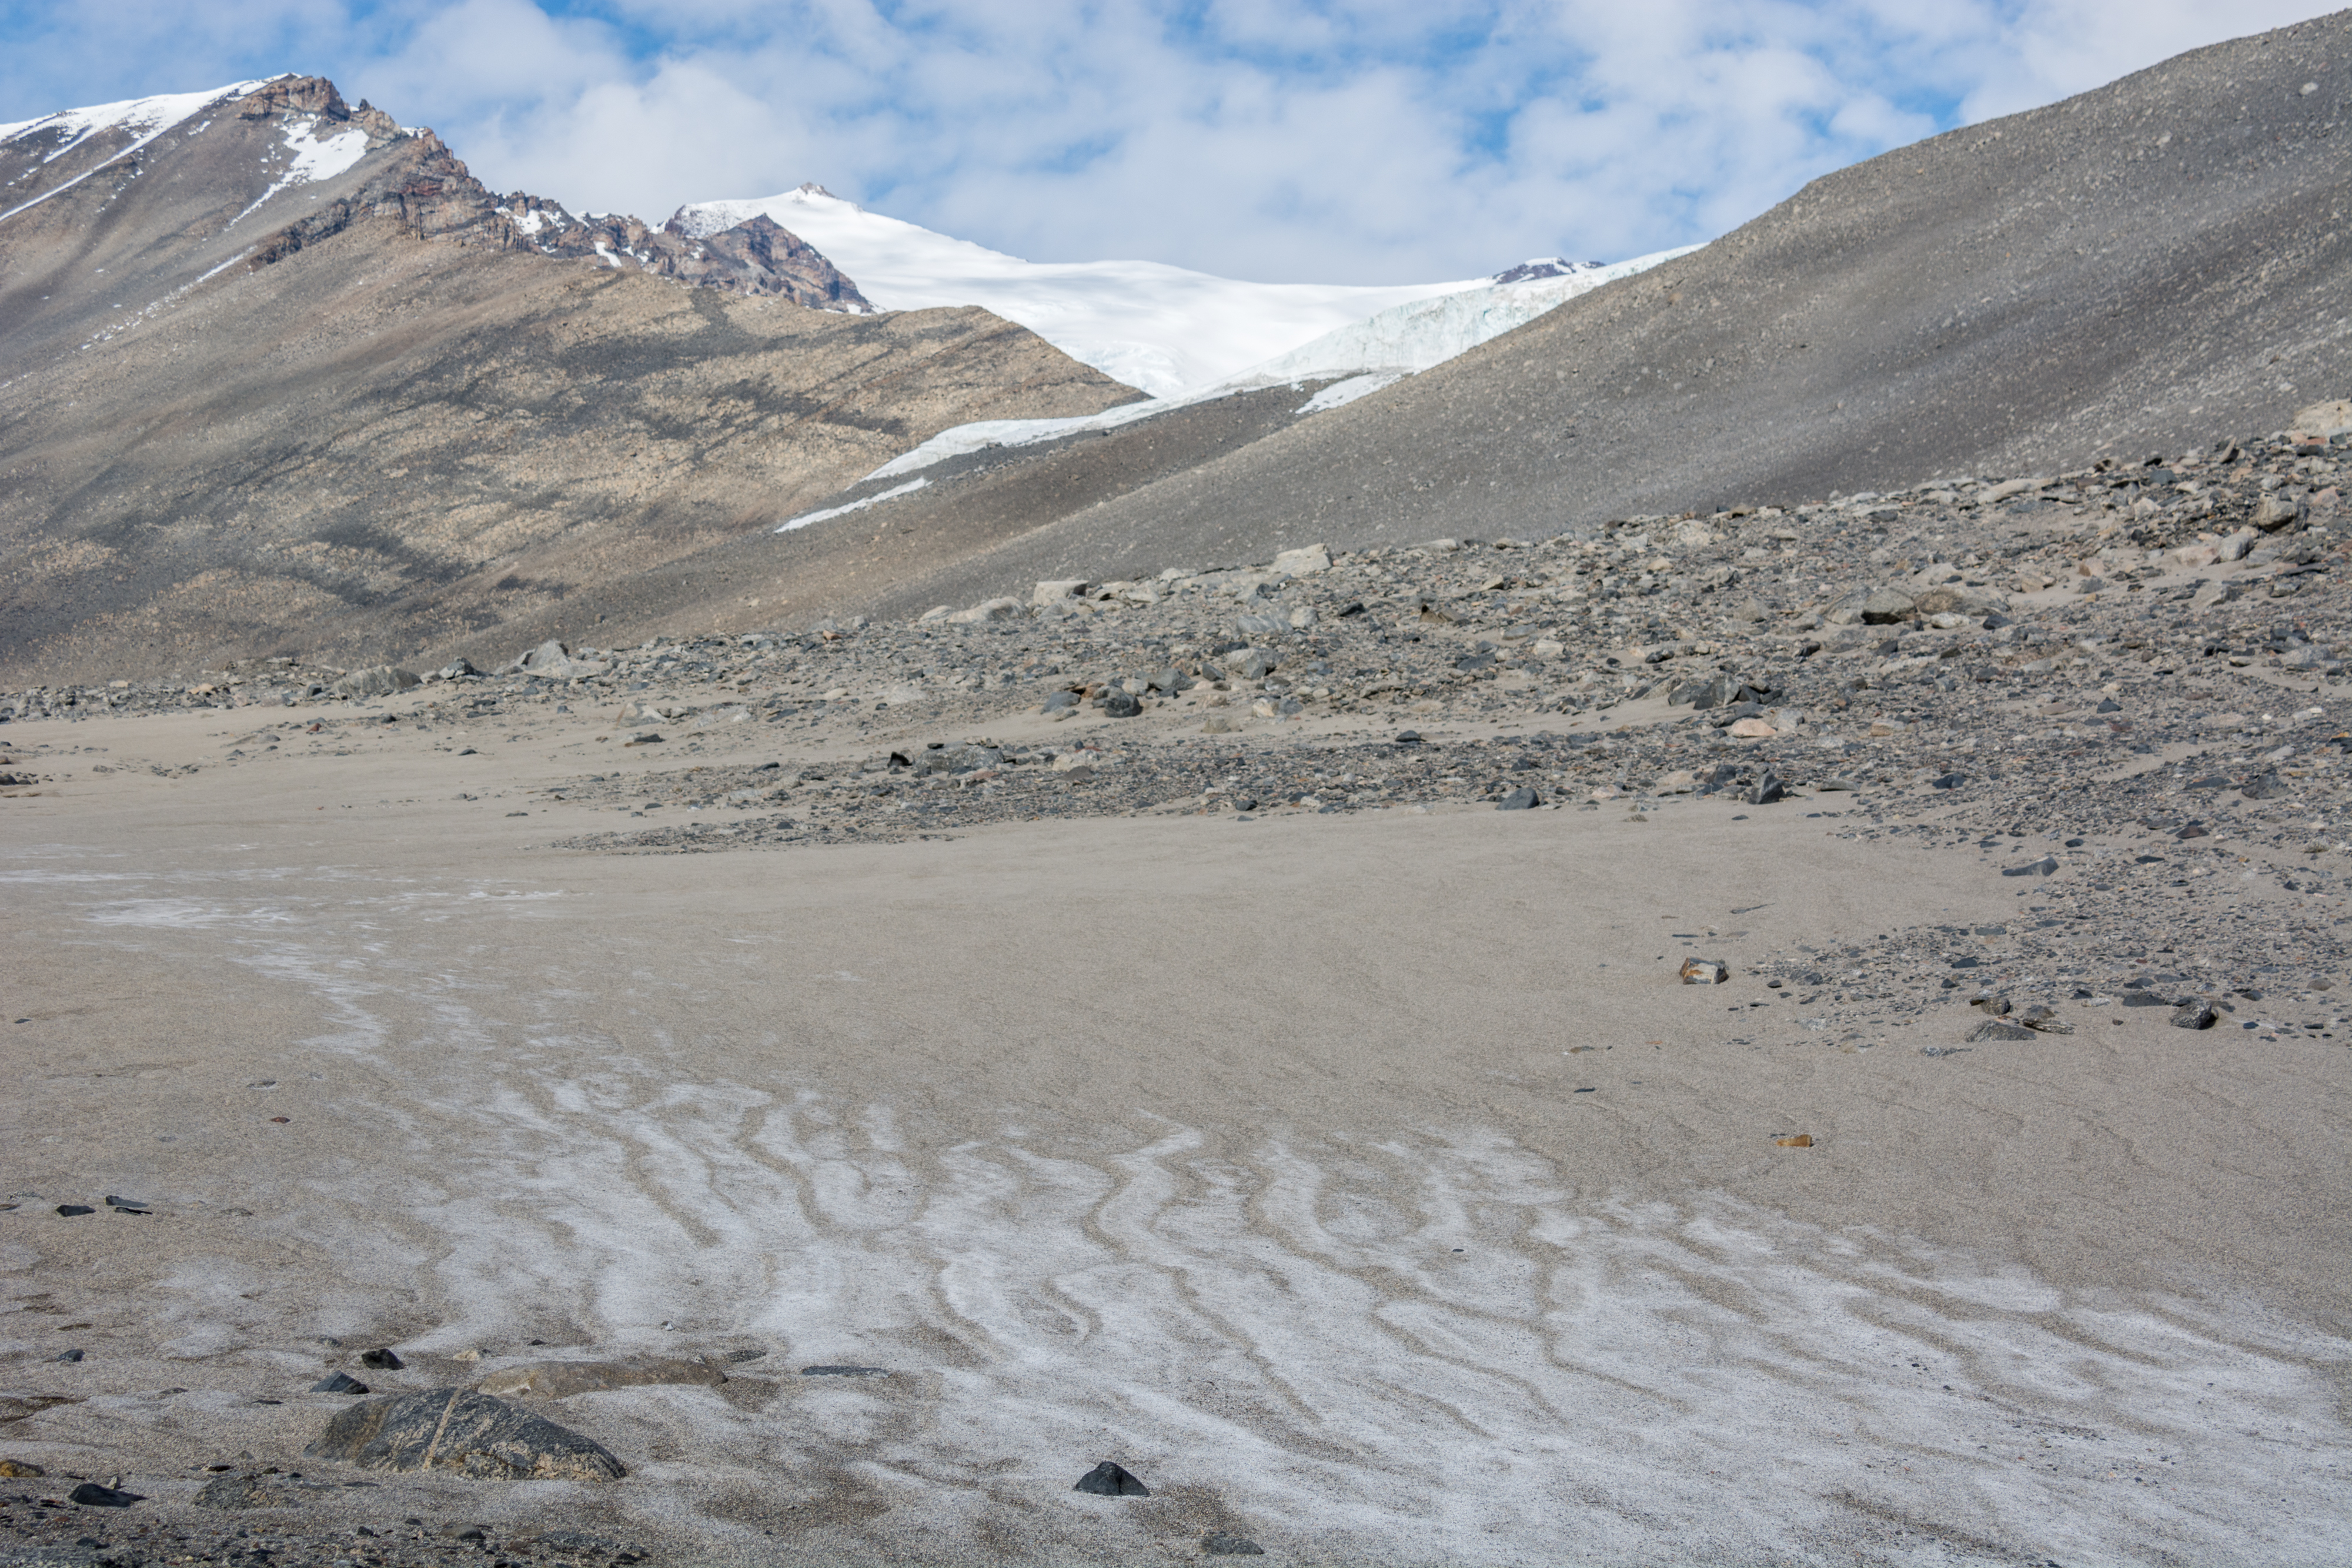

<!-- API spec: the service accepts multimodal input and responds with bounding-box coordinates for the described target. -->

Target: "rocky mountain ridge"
[0,75,1138,687]
[0,73,874,311]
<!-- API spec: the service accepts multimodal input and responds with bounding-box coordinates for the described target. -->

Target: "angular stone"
[1223,647,1279,680]
[1965,1019,2039,1042]
[1032,579,1089,606]
[306,1388,626,1480]
[1098,689,1142,718]
[2121,989,2174,1007]
[477,1358,725,1399]
[1747,774,1786,805]
[1496,786,1541,810]
[329,666,420,700]
[1679,958,1729,985]
[1204,1532,1266,1556]
[2170,1001,2219,1030]
[312,1372,370,1395]
[2252,494,2306,531]
[2000,855,2060,878]
[359,1348,405,1370]
[511,640,608,680]
[1074,1460,1150,1497]
[1825,587,1916,626]
[1271,544,1331,576]
[68,1482,142,1507]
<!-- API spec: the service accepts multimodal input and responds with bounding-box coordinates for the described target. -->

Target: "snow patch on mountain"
[861,243,1696,484]
[1,78,275,227]
[1241,249,1698,385]
[1,79,272,151]
[776,477,931,533]
[673,184,1496,398]
[227,116,373,229]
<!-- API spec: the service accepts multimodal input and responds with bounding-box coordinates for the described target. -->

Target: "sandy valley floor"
[1,700,2347,1566]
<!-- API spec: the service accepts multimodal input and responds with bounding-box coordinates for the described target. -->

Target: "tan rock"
[476,1357,725,1399]
[1727,718,1778,738]
[2291,398,2352,437]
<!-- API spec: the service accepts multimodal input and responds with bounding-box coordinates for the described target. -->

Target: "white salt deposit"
[15,848,2346,1564]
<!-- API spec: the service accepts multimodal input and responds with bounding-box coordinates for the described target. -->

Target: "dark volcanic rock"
[305,1388,626,1480]
[1074,1460,1151,1496]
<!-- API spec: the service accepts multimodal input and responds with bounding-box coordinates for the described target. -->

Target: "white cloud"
[1,0,2340,282]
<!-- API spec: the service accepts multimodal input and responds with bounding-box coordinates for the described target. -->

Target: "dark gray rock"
[1203,1532,1265,1555]
[1223,648,1279,681]
[359,1348,404,1370]
[67,1483,142,1507]
[1099,689,1142,718]
[305,1388,626,1480]
[1074,1460,1150,1497]
[1496,786,1541,810]
[2122,989,2175,1007]
[1748,774,1786,805]
[312,1372,369,1395]
[1929,771,1967,790]
[53,1204,93,1216]
[2171,1000,2220,1029]
[2001,855,2060,877]
[1965,1019,2039,1042]
[52,1349,82,1363]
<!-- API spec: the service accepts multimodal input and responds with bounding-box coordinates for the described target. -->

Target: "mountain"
[713,9,2351,626]
[7,12,2348,684]
[0,76,872,318]
[673,184,1535,396]
[0,76,1139,684]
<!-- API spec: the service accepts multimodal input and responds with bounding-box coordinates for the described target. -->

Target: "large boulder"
[306,1388,625,1480]
[510,640,609,679]
[329,666,420,700]
[1910,583,2008,617]
[476,1357,724,1399]
[912,743,1006,777]
[1823,586,1916,626]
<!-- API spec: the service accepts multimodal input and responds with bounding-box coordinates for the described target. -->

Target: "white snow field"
[820,245,1696,510]
[677,183,1528,398]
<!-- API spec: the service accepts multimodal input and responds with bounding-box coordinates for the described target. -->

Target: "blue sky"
[1,1,2338,282]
